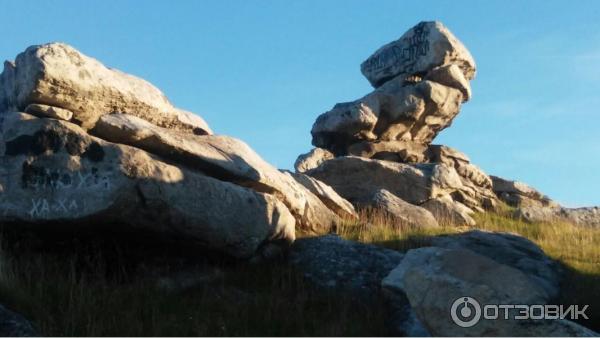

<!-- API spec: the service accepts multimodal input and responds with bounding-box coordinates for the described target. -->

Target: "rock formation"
[382,246,595,337]
[297,21,499,225]
[0,43,357,258]
[491,175,600,228]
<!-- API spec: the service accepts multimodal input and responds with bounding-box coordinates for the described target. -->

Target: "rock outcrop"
[491,175,600,228]
[0,43,211,134]
[490,175,558,209]
[297,21,500,225]
[0,43,356,258]
[289,235,429,336]
[305,156,493,225]
[355,189,439,229]
[430,230,561,299]
[290,234,403,294]
[382,246,595,337]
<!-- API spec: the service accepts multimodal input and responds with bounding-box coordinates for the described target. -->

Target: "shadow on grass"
[0,226,390,337]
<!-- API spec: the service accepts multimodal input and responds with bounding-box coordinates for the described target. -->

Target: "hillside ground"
[0,210,598,336]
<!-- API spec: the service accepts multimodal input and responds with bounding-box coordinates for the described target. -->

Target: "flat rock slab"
[289,234,403,295]
[92,113,346,233]
[382,246,596,336]
[0,43,211,134]
[430,230,561,300]
[355,189,439,229]
[0,112,294,258]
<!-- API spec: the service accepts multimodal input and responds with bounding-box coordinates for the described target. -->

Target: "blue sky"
[2,1,599,207]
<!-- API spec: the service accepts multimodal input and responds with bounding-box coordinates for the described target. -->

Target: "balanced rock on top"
[361,21,476,88]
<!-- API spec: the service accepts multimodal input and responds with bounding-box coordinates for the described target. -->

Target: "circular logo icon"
[451,296,482,328]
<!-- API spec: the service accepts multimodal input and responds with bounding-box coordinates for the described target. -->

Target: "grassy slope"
[0,210,598,336]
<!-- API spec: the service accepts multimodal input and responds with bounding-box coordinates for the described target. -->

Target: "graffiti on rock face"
[21,163,112,191]
[362,22,430,77]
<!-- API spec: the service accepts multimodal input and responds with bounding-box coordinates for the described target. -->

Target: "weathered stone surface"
[0,43,211,134]
[290,234,403,294]
[514,205,600,229]
[356,189,439,229]
[289,234,429,336]
[311,100,379,155]
[430,230,561,299]
[285,171,356,220]
[514,206,562,224]
[305,156,431,205]
[92,113,342,233]
[24,103,73,121]
[491,175,557,208]
[361,21,476,88]
[562,206,600,228]
[311,76,463,154]
[424,64,471,101]
[305,155,494,221]
[347,140,428,163]
[382,247,595,336]
[420,195,476,226]
[0,305,38,337]
[428,145,491,189]
[293,147,334,173]
[0,113,294,258]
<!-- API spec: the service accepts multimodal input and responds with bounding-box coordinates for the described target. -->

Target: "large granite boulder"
[420,195,476,226]
[0,113,295,258]
[0,43,211,134]
[382,247,596,336]
[91,113,352,232]
[311,76,465,155]
[294,147,334,173]
[305,156,431,205]
[290,234,404,294]
[305,156,496,225]
[562,206,600,228]
[0,43,358,258]
[490,175,557,209]
[361,21,476,88]
[289,235,429,337]
[355,189,439,229]
[310,22,476,155]
[285,171,356,220]
[430,230,561,300]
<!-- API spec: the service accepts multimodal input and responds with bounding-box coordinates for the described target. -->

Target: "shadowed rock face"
[0,43,357,258]
[0,305,38,337]
[0,113,295,258]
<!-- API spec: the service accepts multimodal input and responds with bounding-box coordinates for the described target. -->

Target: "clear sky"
[2,0,599,207]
